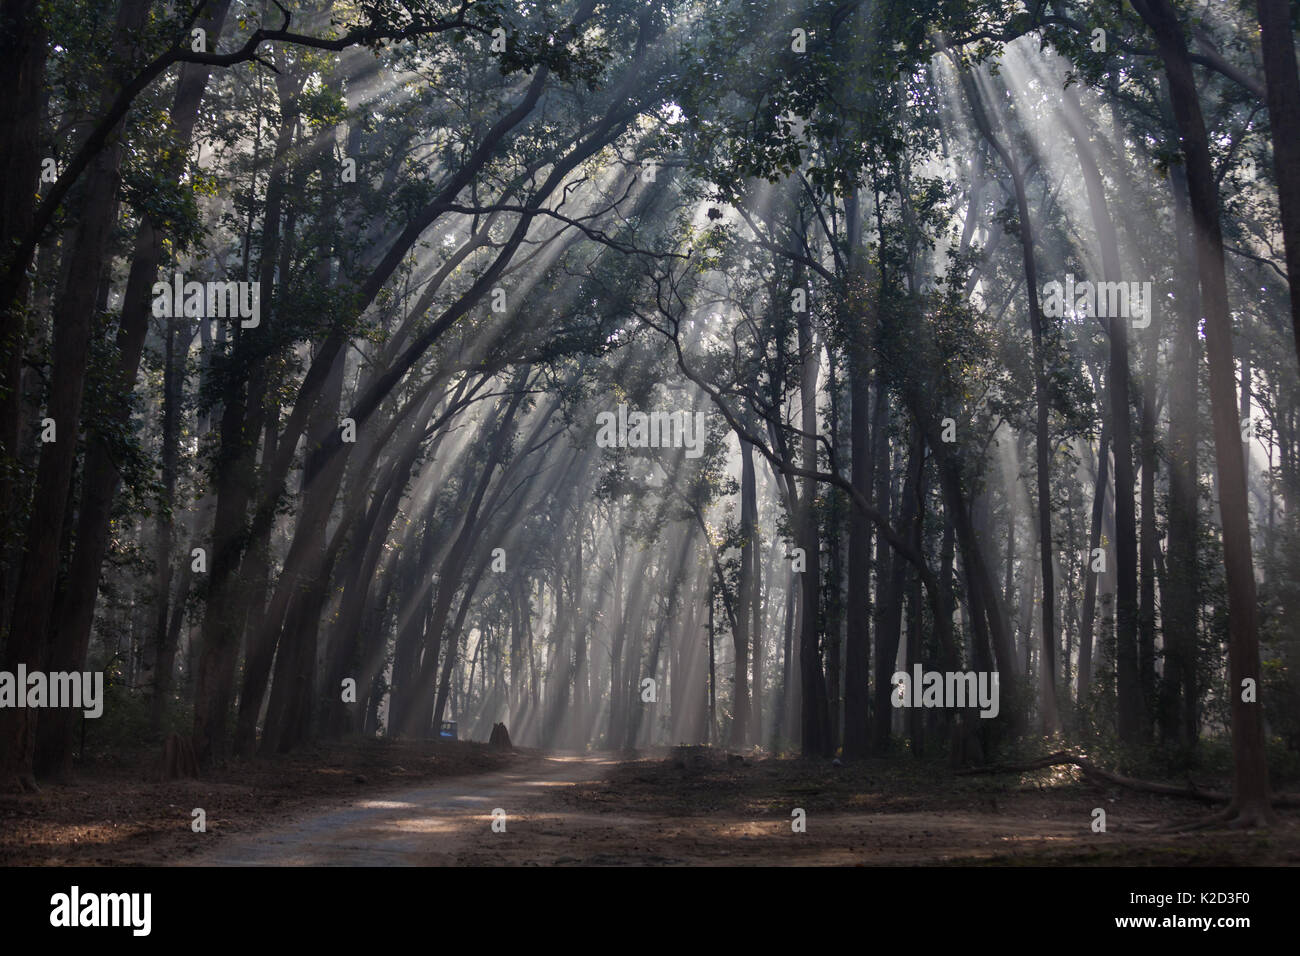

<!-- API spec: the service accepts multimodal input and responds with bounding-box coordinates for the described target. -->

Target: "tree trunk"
[1061,84,1140,740]
[191,63,302,763]
[1138,316,1159,738]
[797,270,831,757]
[0,0,149,790]
[731,438,755,747]
[872,420,923,753]
[1133,0,1272,823]
[402,385,527,737]
[36,2,231,776]
[905,440,927,757]
[1254,0,1300,366]
[844,333,873,758]
[1160,162,1201,748]
[956,61,1058,732]
[1077,418,1110,708]
[0,0,49,638]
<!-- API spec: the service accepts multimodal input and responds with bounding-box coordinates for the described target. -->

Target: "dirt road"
[12,741,1291,866]
[190,751,1296,866]
[191,754,613,865]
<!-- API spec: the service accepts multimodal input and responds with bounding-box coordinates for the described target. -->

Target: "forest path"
[191,753,613,866]
[185,750,1295,866]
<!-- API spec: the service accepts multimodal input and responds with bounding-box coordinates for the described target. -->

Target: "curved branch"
[4,2,485,289]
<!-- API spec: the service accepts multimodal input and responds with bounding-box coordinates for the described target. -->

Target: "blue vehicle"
[439,720,457,740]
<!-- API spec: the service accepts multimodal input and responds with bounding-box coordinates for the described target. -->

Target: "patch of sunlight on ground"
[528,778,593,787]
[387,818,461,833]
[1020,766,1084,788]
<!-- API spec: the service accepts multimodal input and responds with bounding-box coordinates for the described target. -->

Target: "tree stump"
[159,732,199,781]
[489,722,512,750]
[672,744,711,771]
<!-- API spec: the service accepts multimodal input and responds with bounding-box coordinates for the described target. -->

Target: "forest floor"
[0,738,528,865]
[4,739,1299,865]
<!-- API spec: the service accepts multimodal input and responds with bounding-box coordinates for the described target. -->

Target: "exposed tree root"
[957,750,1300,816]
[0,772,40,794]
[1168,803,1287,832]
[1222,801,1283,829]
[958,750,1226,801]
[1164,806,1235,833]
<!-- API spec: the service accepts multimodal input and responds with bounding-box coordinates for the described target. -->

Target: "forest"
[1,0,1299,868]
